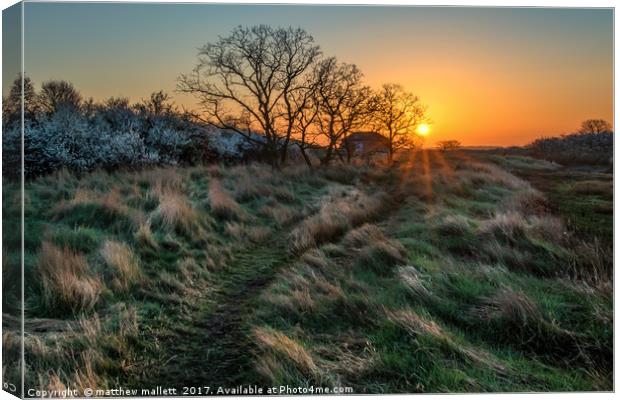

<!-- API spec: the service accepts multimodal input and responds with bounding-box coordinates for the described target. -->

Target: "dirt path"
[134,236,291,389]
[130,177,406,391]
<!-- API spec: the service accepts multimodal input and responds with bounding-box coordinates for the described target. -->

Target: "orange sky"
[11,4,614,147]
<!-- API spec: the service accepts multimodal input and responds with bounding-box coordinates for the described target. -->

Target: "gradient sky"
[4,3,614,146]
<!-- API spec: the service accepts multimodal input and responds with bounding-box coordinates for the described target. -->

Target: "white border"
[0,1,616,400]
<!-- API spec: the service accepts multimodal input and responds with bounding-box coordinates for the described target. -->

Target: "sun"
[416,123,430,135]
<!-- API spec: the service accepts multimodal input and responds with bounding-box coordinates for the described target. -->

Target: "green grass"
[2,152,612,394]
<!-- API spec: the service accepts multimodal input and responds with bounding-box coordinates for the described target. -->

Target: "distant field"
[2,151,612,394]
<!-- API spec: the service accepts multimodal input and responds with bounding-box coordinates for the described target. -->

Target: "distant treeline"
[528,119,613,166]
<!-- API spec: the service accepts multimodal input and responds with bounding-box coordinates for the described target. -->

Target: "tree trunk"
[321,143,334,165]
[299,145,313,167]
[280,135,290,164]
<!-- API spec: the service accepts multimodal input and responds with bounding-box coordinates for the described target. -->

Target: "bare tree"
[2,74,39,125]
[178,25,321,167]
[287,75,321,167]
[39,80,82,114]
[437,140,461,151]
[579,119,612,134]
[139,90,175,117]
[372,83,426,163]
[312,58,373,165]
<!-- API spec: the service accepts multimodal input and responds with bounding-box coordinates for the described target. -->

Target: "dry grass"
[355,239,407,276]
[434,214,474,236]
[387,308,508,375]
[224,222,271,243]
[135,221,158,249]
[133,167,183,191]
[100,240,142,292]
[470,287,542,328]
[397,266,431,299]
[254,327,330,384]
[481,211,565,245]
[289,190,388,255]
[150,187,200,235]
[343,224,386,249]
[386,308,446,339]
[505,188,549,214]
[464,162,531,190]
[38,242,103,312]
[258,204,303,226]
[208,179,244,220]
[572,180,612,196]
[569,238,613,284]
[479,212,529,242]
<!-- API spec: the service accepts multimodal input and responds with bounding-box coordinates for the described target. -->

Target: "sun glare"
[417,123,430,135]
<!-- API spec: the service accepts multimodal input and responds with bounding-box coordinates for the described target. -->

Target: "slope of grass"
[248,151,612,392]
[2,151,612,395]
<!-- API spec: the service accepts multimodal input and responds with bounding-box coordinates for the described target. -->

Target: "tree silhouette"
[39,80,82,114]
[312,57,373,165]
[2,74,38,126]
[437,140,461,151]
[579,119,612,134]
[178,25,321,166]
[372,84,426,163]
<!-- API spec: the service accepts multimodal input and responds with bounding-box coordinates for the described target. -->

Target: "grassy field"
[2,150,613,394]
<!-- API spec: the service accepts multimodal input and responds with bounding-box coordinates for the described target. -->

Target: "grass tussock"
[470,287,542,329]
[572,180,612,196]
[150,187,201,235]
[258,204,303,226]
[254,327,332,385]
[397,265,431,299]
[289,190,388,255]
[54,188,140,229]
[100,240,142,292]
[355,239,407,276]
[135,221,158,249]
[208,179,244,220]
[225,222,271,243]
[386,308,509,375]
[342,223,386,249]
[38,241,103,313]
[505,188,549,214]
